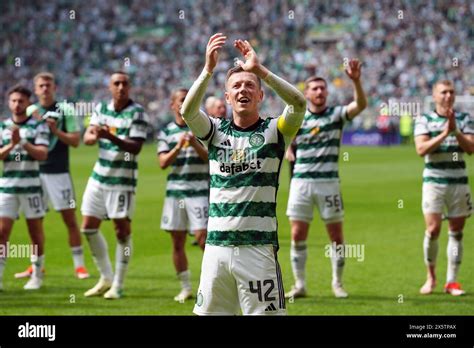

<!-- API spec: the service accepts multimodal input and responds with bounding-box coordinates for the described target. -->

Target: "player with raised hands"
[415,80,474,296]
[181,33,306,315]
[285,59,367,299]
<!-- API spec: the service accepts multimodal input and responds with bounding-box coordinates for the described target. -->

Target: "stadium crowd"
[1,0,472,131]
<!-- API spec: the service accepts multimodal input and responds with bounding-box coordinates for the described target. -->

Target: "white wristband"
[20,138,27,146]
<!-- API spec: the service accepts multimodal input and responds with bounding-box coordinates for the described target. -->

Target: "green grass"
[0,144,473,315]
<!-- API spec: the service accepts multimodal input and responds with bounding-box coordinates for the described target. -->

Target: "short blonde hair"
[33,72,55,84]
[432,80,454,92]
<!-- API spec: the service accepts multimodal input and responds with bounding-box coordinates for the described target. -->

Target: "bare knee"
[114,221,131,242]
[0,229,9,244]
[0,225,10,243]
[81,215,101,231]
[116,229,130,243]
[291,221,309,241]
[171,232,186,253]
[426,223,441,239]
[448,217,466,233]
[61,210,79,230]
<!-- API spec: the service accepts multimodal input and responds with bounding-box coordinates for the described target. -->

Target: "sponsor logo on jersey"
[219,159,262,175]
[216,148,258,163]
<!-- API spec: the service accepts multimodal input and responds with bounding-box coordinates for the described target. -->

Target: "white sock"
[112,236,132,289]
[290,240,307,289]
[82,229,113,281]
[0,257,6,283]
[177,270,191,291]
[447,231,463,283]
[423,232,439,266]
[331,242,345,287]
[31,254,44,279]
[71,246,85,269]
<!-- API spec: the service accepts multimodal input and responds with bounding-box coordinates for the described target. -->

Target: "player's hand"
[89,125,99,136]
[205,33,227,74]
[10,126,20,145]
[447,109,456,132]
[31,109,42,121]
[176,133,188,149]
[46,118,58,135]
[285,146,295,162]
[187,132,199,148]
[97,125,112,139]
[344,59,362,81]
[234,39,263,76]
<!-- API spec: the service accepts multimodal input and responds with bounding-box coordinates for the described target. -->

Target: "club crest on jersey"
[249,133,265,148]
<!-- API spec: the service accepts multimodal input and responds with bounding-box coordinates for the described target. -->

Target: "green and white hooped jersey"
[414,111,474,185]
[293,106,348,181]
[0,117,49,194]
[88,100,149,192]
[157,122,209,198]
[202,117,286,247]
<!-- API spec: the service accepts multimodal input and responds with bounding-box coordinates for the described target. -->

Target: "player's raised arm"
[344,59,367,120]
[181,33,227,139]
[233,39,306,138]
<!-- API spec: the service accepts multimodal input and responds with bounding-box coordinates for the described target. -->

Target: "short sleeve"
[414,115,429,136]
[197,116,218,146]
[157,129,170,154]
[339,105,349,123]
[129,110,149,140]
[35,122,50,146]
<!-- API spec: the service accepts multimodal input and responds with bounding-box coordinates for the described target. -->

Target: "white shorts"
[422,183,472,218]
[81,181,135,220]
[161,196,208,232]
[286,179,344,223]
[0,193,45,219]
[193,244,286,316]
[40,173,76,211]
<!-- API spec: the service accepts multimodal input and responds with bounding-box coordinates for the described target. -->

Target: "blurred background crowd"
[1,0,473,140]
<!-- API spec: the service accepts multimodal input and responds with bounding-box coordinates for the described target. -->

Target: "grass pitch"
[0,144,472,315]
